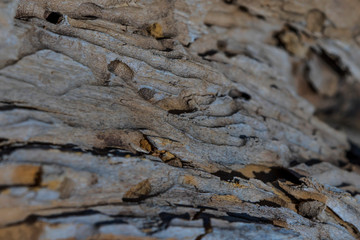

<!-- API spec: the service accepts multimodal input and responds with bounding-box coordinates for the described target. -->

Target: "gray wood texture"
[0,0,360,239]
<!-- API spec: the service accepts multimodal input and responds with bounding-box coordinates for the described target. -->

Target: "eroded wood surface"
[0,0,360,239]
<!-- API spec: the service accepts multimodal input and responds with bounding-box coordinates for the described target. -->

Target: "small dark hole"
[229,89,251,101]
[168,109,196,115]
[304,159,322,166]
[238,5,249,12]
[224,0,234,4]
[289,160,299,167]
[256,14,266,20]
[198,50,218,57]
[257,200,281,208]
[45,12,63,24]
[346,141,360,165]
[224,51,237,58]
[212,170,248,182]
[270,84,278,89]
[217,40,227,50]
[336,182,351,188]
[83,15,98,20]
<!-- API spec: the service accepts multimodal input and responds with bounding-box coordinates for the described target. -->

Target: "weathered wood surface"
[0,0,360,239]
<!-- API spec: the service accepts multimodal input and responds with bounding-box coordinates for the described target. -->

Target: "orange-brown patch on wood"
[123,179,151,201]
[236,164,272,179]
[43,179,62,190]
[272,220,289,228]
[0,221,45,240]
[140,139,153,152]
[0,165,41,186]
[148,23,164,39]
[278,181,327,203]
[181,175,198,187]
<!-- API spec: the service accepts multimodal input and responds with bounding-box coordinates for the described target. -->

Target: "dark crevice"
[163,47,174,52]
[194,212,213,240]
[158,212,191,230]
[193,211,274,225]
[315,105,338,116]
[303,63,320,94]
[239,135,259,144]
[183,42,192,48]
[174,204,218,211]
[193,208,205,220]
[273,181,301,204]
[223,0,235,4]
[39,209,100,219]
[212,170,248,182]
[242,52,264,63]
[317,48,350,77]
[237,4,265,20]
[256,14,266,20]
[336,182,351,188]
[82,16,98,20]
[91,147,140,157]
[312,129,318,136]
[273,24,299,52]
[238,5,249,13]
[4,215,39,227]
[270,84,279,89]
[304,159,322,166]
[257,200,282,208]
[228,89,251,101]
[94,219,127,227]
[273,31,287,51]
[212,166,303,186]
[285,24,300,34]
[224,51,237,58]
[252,167,302,184]
[0,104,45,112]
[122,195,150,203]
[10,209,101,227]
[226,212,272,224]
[0,141,140,160]
[168,109,197,115]
[338,160,348,168]
[346,141,360,165]
[44,11,63,24]
[338,186,360,197]
[289,160,299,167]
[198,50,218,57]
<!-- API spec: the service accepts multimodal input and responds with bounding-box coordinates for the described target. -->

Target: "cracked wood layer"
[0,0,360,239]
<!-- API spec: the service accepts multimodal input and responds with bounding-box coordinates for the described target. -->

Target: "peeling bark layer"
[0,0,360,239]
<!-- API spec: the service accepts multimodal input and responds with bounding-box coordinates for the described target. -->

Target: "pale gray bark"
[0,0,360,239]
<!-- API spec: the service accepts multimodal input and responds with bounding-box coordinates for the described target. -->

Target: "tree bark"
[1,0,360,239]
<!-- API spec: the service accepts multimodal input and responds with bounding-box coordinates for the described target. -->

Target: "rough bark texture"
[1,0,360,239]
